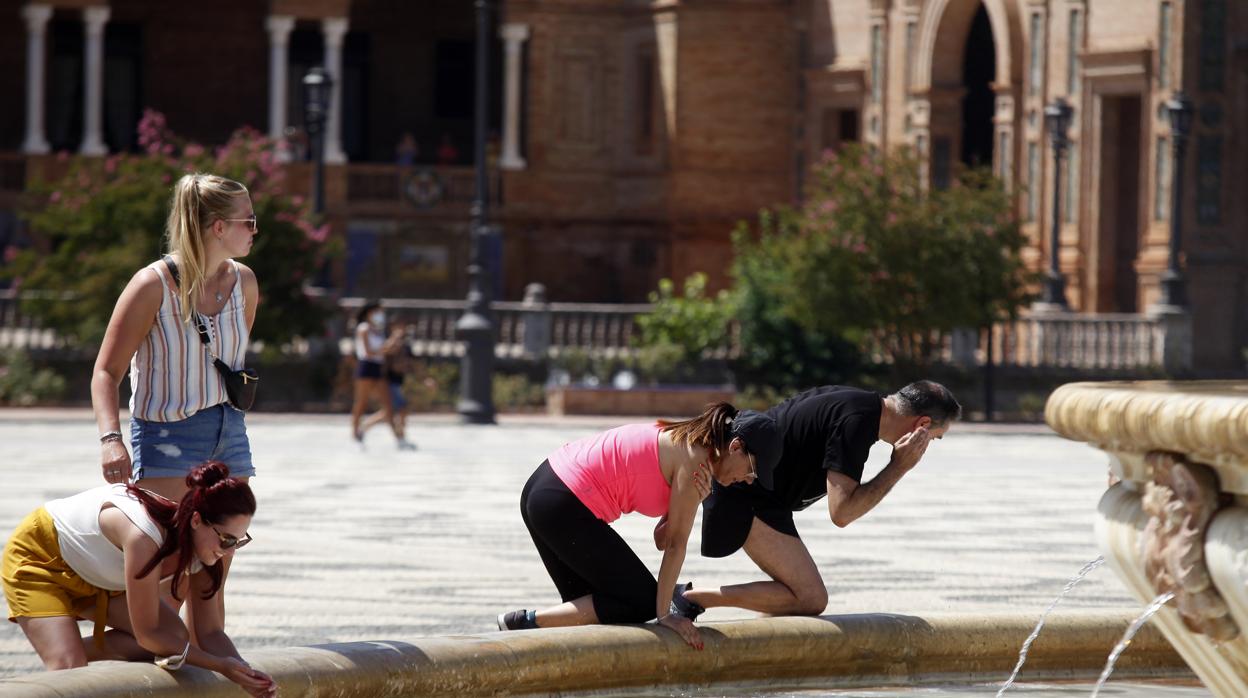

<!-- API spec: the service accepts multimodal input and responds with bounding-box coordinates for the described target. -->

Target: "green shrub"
[0,350,67,406]
[398,360,459,412]
[636,273,735,363]
[393,361,545,412]
[6,110,338,348]
[492,373,546,411]
[730,210,867,393]
[1015,391,1049,422]
[724,145,1033,390]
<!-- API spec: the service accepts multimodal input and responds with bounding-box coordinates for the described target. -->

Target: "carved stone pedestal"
[1047,381,1248,696]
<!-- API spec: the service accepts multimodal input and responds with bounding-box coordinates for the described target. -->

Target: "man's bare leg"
[684,517,829,616]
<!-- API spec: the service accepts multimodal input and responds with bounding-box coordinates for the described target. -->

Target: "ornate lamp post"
[1158,92,1193,309]
[455,0,498,424]
[1038,97,1074,310]
[302,67,332,216]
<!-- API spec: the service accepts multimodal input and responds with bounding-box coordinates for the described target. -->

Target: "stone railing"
[337,294,655,360]
[0,289,73,354]
[1,152,500,217]
[945,310,1192,374]
[1047,381,1248,697]
[0,288,1192,373]
[344,163,499,208]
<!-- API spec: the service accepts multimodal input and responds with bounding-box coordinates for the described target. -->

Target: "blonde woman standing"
[92,173,260,504]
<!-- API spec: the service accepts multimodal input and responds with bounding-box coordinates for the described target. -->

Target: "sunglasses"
[223,216,258,233]
[210,524,253,550]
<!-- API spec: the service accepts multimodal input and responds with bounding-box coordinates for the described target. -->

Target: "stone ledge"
[0,612,1190,697]
[1045,380,1248,493]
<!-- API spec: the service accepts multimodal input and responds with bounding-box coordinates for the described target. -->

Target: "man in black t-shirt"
[676,381,961,618]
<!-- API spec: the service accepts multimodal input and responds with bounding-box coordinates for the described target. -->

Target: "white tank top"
[355,322,386,361]
[129,260,249,422]
[45,484,166,591]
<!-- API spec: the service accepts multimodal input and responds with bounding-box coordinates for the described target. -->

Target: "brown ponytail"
[128,461,256,600]
[657,402,739,465]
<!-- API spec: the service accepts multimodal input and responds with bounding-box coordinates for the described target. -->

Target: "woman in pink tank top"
[497,403,782,650]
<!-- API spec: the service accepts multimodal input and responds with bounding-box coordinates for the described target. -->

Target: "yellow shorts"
[2,507,117,646]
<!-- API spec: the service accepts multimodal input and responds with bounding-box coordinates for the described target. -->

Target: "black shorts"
[699,482,800,558]
[355,359,383,379]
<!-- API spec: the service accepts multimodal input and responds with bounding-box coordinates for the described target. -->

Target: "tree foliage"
[631,273,737,384]
[637,144,1034,392]
[7,110,337,348]
[739,144,1033,372]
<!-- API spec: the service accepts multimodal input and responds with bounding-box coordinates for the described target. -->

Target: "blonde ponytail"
[164,173,249,324]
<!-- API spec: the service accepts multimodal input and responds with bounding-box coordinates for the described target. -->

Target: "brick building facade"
[2,0,1246,367]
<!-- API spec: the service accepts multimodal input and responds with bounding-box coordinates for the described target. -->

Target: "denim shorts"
[388,382,407,410]
[130,403,255,481]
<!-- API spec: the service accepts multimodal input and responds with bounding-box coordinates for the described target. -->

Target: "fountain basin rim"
[0,611,1191,698]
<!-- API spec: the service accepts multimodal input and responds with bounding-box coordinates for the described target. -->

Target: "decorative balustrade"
[0,289,74,354]
[935,311,1189,373]
[987,312,1171,370]
[337,297,653,360]
[345,164,500,212]
[0,289,1191,374]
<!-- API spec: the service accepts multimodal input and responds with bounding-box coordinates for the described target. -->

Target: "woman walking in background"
[349,301,409,449]
[384,323,417,451]
[497,403,782,650]
[2,462,275,697]
[91,172,259,503]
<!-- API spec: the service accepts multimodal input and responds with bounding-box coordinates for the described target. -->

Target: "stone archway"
[910,0,1021,187]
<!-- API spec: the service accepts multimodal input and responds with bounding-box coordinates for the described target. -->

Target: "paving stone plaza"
[0,409,1139,678]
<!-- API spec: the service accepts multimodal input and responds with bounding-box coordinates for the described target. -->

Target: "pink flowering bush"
[9,110,338,346]
[732,144,1033,375]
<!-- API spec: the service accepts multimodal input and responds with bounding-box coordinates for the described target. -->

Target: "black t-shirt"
[762,385,882,511]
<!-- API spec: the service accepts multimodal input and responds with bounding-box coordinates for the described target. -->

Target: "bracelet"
[154,640,190,671]
[99,431,123,444]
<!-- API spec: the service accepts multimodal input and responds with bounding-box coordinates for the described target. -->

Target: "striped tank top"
[128,260,249,422]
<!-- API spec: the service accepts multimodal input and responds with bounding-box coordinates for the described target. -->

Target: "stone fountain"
[1047,380,1248,697]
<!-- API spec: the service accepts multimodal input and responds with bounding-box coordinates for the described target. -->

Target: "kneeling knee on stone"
[791,586,829,616]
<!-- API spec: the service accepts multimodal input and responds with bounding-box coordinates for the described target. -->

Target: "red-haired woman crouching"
[2,462,275,697]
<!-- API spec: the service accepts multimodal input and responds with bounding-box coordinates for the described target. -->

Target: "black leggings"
[520,460,657,624]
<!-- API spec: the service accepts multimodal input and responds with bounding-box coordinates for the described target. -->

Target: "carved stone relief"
[1140,451,1239,642]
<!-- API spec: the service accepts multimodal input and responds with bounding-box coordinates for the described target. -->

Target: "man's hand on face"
[891,426,931,472]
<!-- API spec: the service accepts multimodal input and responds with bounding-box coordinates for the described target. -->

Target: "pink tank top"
[547,423,671,523]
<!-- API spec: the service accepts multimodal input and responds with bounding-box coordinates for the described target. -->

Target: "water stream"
[1089,591,1176,698]
[995,555,1107,697]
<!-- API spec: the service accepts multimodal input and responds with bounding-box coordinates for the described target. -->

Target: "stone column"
[21,4,53,154]
[498,23,529,170]
[79,5,111,156]
[266,15,295,154]
[993,88,1016,190]
[321,17,348,165]
[519,282,550,359]
[1147,306,1193,374]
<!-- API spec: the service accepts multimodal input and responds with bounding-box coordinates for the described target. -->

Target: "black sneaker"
[671,582,705,621]
[497,609,539,631]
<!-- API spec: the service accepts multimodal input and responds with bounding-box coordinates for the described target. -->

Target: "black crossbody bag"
[162,256,259,411]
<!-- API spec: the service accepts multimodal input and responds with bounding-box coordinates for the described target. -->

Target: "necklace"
[215,290,224,303]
